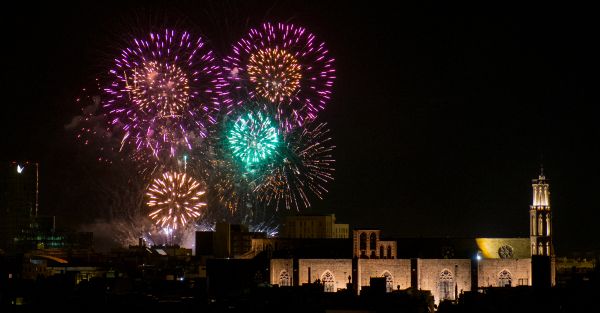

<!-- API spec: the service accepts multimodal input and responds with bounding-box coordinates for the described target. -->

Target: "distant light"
[476,253,482,261]
[17,165,24,174]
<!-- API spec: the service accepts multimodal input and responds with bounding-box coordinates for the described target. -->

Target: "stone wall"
[298,259,352,292]
[417,259,471,304]
[271,257,532,299]
[477,258,531,287]
[270,258,294,286]
[357,259,410,292]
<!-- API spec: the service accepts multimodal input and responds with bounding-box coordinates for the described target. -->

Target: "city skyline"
[1,1,599,254]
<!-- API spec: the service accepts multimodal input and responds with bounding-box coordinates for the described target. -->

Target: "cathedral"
[265,171,556,304]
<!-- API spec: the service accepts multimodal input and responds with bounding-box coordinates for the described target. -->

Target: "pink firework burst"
[104,29,225,158]
[223,22,336,131]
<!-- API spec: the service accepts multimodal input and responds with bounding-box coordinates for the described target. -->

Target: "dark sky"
[2,1,599,254]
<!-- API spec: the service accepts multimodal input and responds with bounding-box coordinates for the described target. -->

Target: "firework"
[104,29,224,158]
[248,219,280,238]
[255,122,335,211]
[207,158,248,214]
[223,22,336,130]
[210,103,281,214]
[67,81,118,164]
[227,109,281,169]
[146,171,207,230]
[247,48,302,103]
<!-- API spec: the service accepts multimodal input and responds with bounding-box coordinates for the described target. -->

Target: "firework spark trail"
[255,121,335,211]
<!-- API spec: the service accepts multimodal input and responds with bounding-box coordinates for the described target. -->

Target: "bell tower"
[529,167,553,257]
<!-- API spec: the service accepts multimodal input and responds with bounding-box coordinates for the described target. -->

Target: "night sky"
[2,1,599,254]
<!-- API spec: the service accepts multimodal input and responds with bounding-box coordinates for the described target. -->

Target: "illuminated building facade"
[530,170,553,257]
[269,170,556,304]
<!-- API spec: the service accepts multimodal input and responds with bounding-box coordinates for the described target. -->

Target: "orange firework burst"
[247,48,301,103]
[129,61,190,118]
[146,171,206,229]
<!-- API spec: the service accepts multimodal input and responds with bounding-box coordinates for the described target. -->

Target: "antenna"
[539,153,545,178]
[35,162,39,216]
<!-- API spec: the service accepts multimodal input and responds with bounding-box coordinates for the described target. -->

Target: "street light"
[475,251,482,292]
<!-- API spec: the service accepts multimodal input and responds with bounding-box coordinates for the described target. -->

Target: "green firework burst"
[227,110,280,169]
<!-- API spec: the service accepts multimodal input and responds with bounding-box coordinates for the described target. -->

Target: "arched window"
[546,216,551,236]
[546,242,550,255]
[538,243,544,255]
[369,233,377,250]
[438,269,454,301]
[322,271,335,292]
[498,269,512,287]
[538,216,543,236]
[387,245,392,258]
[360,232,367,250]
[382,271,393,293]
[380,246,384,258]
[279,270,290,286]
[531,216,536,235]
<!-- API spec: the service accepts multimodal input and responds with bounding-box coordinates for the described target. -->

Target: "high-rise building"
[0,162,92,253]
[0,161,39,249]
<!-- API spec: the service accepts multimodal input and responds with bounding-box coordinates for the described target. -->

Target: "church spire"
[530,169,553,257]
[532,167,549,207]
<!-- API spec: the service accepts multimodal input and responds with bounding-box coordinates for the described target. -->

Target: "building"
[280,214,349,239]
[1,162,94,254]
[196,223,266,259]
[0,161,39,249]
[269,170,556,304]
[555,256,597,287]
[250,214,352,260]
[353,229,397,259]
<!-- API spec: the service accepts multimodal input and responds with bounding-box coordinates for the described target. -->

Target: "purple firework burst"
[223,22,336,131]
[104,29,224,157]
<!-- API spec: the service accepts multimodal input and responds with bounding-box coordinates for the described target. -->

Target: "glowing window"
[322,271,335,292]
[279,270,290,286]
[438,269,454,300]
[498,269,512,287]
[382,271,393,293]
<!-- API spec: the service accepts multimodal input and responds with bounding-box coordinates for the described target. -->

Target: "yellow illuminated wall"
[475,238,531,259]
